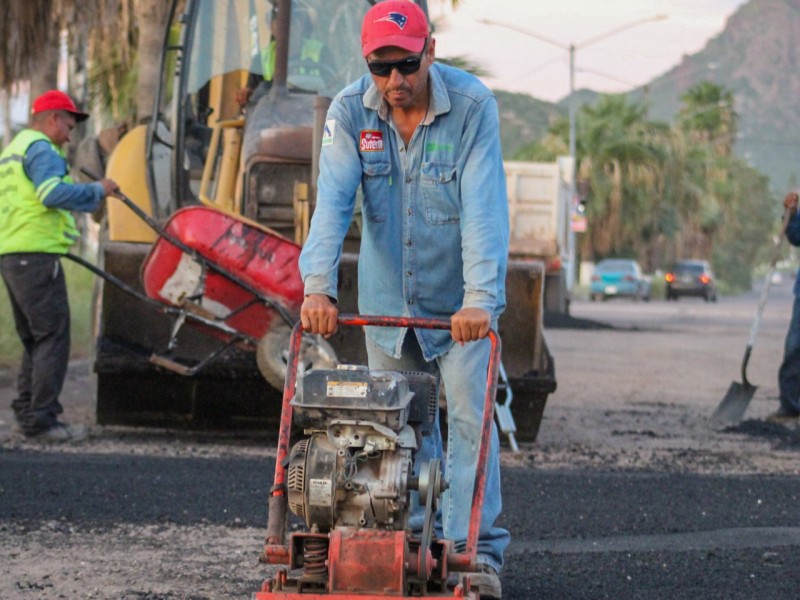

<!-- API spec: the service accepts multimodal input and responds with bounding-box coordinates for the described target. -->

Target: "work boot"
[449,563,502,600]
[28,422,88,443]
[765,406,800,425]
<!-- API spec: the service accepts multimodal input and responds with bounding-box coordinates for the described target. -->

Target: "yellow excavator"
[95,0,555,440]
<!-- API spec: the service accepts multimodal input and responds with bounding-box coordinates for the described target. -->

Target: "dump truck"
[505,157,576,315]
[94,0,556,441]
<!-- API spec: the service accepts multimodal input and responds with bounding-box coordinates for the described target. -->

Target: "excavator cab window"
[150,0,372,217]
[150,0,428,225]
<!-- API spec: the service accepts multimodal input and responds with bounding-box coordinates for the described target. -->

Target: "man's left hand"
[450,307,491,344]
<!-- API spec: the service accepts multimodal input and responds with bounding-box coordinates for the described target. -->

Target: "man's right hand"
[784,191,798,213]
[300,294,339,338]
[100,178,119,196]
[236,87,253,107]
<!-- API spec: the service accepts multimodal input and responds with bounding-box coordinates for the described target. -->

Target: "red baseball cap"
[361,0,429,57]
[31,90,89,122]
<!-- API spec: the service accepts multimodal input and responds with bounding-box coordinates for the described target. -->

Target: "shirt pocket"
[360,160,391,223]
[421,162,460,225]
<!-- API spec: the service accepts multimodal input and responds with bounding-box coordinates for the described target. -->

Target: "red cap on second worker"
[31,90,89,122]
[361,0,429,57]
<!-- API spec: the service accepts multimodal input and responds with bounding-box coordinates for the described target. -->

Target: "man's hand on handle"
[784,191,798,214]
[450,307,491,344]
[300,294,339,338]
[100,178,119,196]
[301,298,491,344]
[236,87,253,108]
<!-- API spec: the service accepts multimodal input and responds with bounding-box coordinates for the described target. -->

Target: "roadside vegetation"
[0,2,786,360]
[515,82,776,293]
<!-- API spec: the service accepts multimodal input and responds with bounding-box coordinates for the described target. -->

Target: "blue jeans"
[366,330,510,572]
[779,294,800,413]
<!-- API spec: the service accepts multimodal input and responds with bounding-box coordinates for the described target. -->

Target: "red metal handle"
[264,314,501,568]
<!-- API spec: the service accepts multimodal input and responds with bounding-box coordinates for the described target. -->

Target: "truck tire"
[256,322,338,390]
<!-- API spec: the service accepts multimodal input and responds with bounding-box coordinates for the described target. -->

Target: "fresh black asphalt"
[2,449,799,598]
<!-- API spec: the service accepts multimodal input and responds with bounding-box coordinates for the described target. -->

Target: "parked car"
[665,260,718,302]
[590,259,651,302]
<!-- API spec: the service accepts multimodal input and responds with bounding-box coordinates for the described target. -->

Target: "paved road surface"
[2,450,799,598]
[2,280,800,598]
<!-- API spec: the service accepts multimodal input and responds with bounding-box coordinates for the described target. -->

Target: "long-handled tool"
[72,170,335,383]
[712,207,793,425]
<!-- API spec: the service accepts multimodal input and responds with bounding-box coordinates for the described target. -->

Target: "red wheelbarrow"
[255,315,501,599]
[67,180,335,387]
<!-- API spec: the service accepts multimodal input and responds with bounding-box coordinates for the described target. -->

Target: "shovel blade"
[712,381,757,425]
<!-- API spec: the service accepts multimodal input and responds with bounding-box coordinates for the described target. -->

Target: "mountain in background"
[637,0,800,191]
[494,90,564,157]
[495,0,800,193]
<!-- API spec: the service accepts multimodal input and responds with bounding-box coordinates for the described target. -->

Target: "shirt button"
[405,176,412,183]
[409,299,415,305]
[406,271,412,276]
[407,209,412,216]
[406,240,412,246]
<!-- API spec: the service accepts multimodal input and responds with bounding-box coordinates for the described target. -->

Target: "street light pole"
[480,14,667,305]
[569,43,576,158]
[480,14,668,161]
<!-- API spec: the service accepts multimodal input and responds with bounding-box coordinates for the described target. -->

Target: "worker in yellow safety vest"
[0,90,118,443]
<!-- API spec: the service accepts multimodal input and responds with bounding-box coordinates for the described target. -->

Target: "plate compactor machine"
[255,315,501,599]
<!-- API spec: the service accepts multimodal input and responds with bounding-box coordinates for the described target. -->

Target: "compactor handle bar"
[264,314,501,569]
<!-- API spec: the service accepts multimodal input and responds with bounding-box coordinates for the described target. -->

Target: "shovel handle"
[740,345,753,388]
[741,207,794,387]
[745,207,793,350]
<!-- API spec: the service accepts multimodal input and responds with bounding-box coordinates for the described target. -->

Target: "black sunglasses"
[367,39,428,77]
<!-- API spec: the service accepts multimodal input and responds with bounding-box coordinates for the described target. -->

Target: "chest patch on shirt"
[359,130,384,152]
[322,119,336,147]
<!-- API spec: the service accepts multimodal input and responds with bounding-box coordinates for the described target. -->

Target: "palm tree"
[0,0,167,128]
[678,81,737,157]
[0,1,58,104]
[575,94,664,262]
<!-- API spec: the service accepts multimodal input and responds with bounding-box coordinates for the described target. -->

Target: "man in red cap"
[299,2,509,597]
[0,90,118,442]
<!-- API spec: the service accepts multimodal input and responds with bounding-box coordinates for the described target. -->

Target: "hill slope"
[630,0,800,190]
[494,90,564,159]
[495,0,800,191]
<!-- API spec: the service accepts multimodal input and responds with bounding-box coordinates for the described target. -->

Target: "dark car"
[665,260,717,302]
[590,259,651,302]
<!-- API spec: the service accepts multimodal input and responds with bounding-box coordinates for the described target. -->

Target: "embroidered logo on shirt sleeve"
[322,119,336,147]
[359,130,384,152]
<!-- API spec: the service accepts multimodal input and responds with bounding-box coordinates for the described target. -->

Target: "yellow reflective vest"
[0,129,79,254]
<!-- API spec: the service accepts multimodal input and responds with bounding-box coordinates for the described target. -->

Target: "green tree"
[575,94,665,263]
[678,81,737,157]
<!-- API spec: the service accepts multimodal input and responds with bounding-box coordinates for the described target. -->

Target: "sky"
[1,0,750,133]
[431,0,749,103]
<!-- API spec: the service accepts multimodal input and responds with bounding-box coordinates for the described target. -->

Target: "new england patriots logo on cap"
[375,12,408,29]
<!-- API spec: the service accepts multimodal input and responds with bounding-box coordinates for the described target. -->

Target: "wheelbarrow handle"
[82,168,210,269]
[81,168,297,327]
[264,314,501,567]
[81,168,168,239]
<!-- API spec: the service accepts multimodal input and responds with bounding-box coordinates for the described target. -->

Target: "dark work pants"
[0,253,70,435]
[778,293,800,414]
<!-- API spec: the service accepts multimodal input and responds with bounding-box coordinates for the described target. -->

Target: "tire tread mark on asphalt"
[509,526,800,555]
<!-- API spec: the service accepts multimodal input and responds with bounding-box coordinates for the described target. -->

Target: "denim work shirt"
[788,211,800,297]
[299,63,509,361]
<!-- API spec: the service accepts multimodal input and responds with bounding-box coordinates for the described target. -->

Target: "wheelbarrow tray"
[141,206,304,343]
